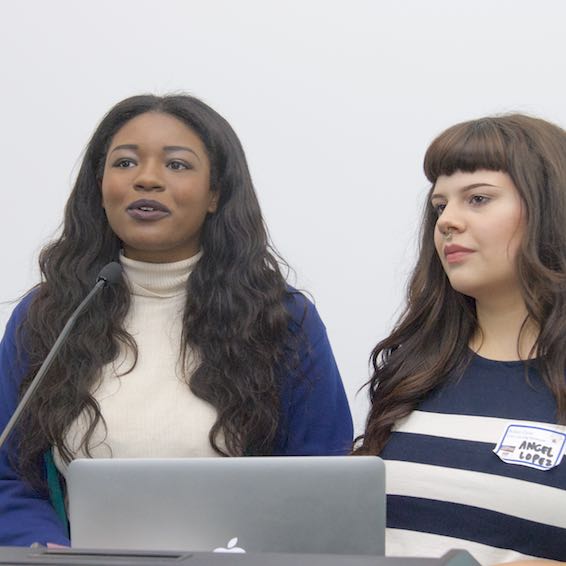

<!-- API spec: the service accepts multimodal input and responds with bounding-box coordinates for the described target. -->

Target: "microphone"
[0,262,123,450]
[95,262,123,287]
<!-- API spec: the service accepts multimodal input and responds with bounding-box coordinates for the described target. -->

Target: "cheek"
[433,226,444,258]
[491,219,524,262]
[100,179,119,209]
[495,199,525,259]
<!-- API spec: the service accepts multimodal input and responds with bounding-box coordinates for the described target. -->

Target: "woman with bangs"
[355,115,566,564]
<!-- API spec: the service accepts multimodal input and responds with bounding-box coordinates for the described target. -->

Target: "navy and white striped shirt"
[381,354,566,564]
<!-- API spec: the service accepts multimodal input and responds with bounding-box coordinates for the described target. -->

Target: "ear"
[207,190,219,214]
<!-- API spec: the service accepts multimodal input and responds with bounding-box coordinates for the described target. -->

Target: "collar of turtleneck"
[119,251,203,298]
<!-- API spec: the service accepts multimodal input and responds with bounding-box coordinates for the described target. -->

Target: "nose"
[133,160,164,192]
[435,201,465,236]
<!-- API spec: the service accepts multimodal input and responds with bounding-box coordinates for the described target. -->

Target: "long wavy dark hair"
[15,94,297,487]
[355,113,566,455]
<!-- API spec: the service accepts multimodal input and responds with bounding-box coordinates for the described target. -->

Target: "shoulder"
[283,288,327,344]
[0,290,39,384]
[423,355,559,423]
[8,291,36,325]
[1,290,37,346]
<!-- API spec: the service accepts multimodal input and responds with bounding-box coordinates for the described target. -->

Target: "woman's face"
[431,169,525,302]
[101,112,218,263]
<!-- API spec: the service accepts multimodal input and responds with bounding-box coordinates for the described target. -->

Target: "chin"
[445,278,480,300]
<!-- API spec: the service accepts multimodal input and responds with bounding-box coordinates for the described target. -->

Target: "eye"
[113,158,136,168]
[469,194,490,206]
[432,202,446,216]
[167,160,191,171]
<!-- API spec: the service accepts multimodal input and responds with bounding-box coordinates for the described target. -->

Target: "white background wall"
[1,0,565,433]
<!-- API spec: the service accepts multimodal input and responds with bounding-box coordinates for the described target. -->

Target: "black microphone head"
[96,262,123,286]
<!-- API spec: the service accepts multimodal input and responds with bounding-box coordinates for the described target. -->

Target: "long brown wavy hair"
[15,94,299,488]
[355,114,566,455]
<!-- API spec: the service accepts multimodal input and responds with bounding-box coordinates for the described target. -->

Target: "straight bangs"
[424,118,510,184]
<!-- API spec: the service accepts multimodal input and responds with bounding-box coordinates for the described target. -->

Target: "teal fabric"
[44,450,69,534]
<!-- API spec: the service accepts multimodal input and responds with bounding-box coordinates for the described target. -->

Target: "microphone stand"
[0,263,122,450]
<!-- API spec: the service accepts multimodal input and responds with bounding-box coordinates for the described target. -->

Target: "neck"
[471,289,538,361]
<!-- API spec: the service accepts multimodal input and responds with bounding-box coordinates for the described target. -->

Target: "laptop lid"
[67,456,385,555]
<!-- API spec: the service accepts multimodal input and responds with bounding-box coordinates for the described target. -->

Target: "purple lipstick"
[126,199,171,221]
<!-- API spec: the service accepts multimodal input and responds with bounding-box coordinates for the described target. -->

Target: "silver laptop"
[67,456,385,555]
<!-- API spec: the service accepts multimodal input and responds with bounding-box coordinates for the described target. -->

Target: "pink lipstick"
[444,244,474,264]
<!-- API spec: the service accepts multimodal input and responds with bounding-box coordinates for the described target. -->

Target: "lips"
[444,244,474,264]
[126,199,171,221]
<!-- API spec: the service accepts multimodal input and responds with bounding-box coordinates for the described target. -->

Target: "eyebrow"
[109,144,201,162]
[430,182,498,201]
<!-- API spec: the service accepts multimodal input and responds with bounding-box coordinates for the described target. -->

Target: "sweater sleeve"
[274,292,353,456]
[0,295,70,547]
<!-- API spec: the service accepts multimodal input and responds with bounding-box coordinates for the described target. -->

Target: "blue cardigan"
[0,291,353,546]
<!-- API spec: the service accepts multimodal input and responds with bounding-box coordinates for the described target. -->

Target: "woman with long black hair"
[356,114,566,564]
[0,94,353,546]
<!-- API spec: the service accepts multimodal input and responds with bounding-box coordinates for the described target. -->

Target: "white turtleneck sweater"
[54,252,220,476]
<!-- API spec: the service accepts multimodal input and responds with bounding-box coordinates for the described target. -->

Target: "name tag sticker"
[494,424,566,470]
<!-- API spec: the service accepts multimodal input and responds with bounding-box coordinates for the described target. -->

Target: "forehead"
[110,112,205,151]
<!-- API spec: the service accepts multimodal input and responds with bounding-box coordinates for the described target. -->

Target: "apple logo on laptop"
[213,537,246,553]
